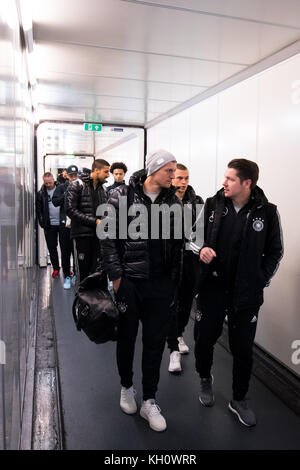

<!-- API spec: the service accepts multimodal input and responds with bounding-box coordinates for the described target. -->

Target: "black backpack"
[72,271,119,344]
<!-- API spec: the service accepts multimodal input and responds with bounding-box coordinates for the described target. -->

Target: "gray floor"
[49,271,300,450]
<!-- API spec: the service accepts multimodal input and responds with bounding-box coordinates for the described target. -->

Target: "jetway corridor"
[2,0,300,454]
[30,267,300,451]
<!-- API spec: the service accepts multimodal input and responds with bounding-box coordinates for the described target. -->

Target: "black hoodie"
[200,186,283,309]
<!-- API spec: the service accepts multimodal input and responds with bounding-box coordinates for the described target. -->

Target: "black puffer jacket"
[200,186,283,309]
[36,182,65,229]
[65,174,107,239]
[101,169,183,283]
[181,185,204,252]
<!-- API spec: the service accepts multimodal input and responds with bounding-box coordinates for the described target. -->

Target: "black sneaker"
[199,375,215,407]
[228,399,256,427]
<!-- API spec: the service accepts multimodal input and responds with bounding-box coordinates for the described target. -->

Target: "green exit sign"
[84,123,102,131]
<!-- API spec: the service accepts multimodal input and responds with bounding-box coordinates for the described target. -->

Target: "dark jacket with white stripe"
[199,186,283,309]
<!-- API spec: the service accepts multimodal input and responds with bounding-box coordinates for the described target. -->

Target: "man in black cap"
[52,165,78,288]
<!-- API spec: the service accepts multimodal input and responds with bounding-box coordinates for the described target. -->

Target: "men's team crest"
[252,218,264,232]
[117,301,128,313]
[195,310,202,322]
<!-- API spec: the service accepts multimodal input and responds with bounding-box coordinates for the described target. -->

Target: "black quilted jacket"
[101,169,183,283]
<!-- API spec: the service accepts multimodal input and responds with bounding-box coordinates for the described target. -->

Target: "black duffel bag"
[72,271,119,344]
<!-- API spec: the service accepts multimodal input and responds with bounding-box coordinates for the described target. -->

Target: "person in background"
[52,165,78,288]
[102,149,183,433]
[57,168,68,185]
[106,162,127,193]
[36,172,72,286]
[193,158,283,427]
[65,159,110,283]
[167,163,204,374]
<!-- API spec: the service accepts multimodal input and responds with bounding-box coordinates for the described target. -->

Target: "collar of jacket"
[129,168,178,203]
[182,185,197,204]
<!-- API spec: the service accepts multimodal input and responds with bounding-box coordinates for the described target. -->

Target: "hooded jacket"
[199,186,283,309]
[65,172,107,239]
[101,169,183,283]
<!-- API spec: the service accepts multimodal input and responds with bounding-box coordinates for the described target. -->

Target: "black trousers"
[167,252,196,352]
[116,276,175,401]
[194,280,259,401]
[73,236,101,283]
[44,225,72,277]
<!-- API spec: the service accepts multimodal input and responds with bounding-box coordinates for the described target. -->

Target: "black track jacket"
[199,186,283,309]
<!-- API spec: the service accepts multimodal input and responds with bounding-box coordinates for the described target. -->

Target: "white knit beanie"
[145,149,176,176]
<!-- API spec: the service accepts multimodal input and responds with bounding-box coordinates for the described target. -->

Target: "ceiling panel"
[32,0,300,126]
[128,0,300,29]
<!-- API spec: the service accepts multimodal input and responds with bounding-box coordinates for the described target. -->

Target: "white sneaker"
[177,336,190,354]
[140,399,167,432]
[120,386,137,414]
[71,275,76,286]
[168,351,182,373]
[63,277,71,289]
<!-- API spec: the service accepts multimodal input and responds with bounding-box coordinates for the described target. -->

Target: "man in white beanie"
[102,149,183,432]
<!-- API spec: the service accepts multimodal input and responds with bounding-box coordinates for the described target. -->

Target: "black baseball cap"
[66,165,78,174]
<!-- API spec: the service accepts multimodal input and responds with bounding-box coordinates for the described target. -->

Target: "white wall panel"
[147,119,171,153]
[189,96,218,199]
[217,77,259,187]
[170,109,190,165]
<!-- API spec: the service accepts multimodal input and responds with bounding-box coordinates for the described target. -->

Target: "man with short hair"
[194,158,283,427]
[102,149,183,432]
[65,159,110,283]
[167,163,203,374]
[106,162,128,193]
[36,172,72,282]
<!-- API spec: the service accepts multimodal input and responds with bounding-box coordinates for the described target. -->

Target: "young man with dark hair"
[36,172,72,283]
[65,159,110,283]
[106,162,128,193]
[167,163,204,374]
[193,158,283,427]
[102,149,183,432]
